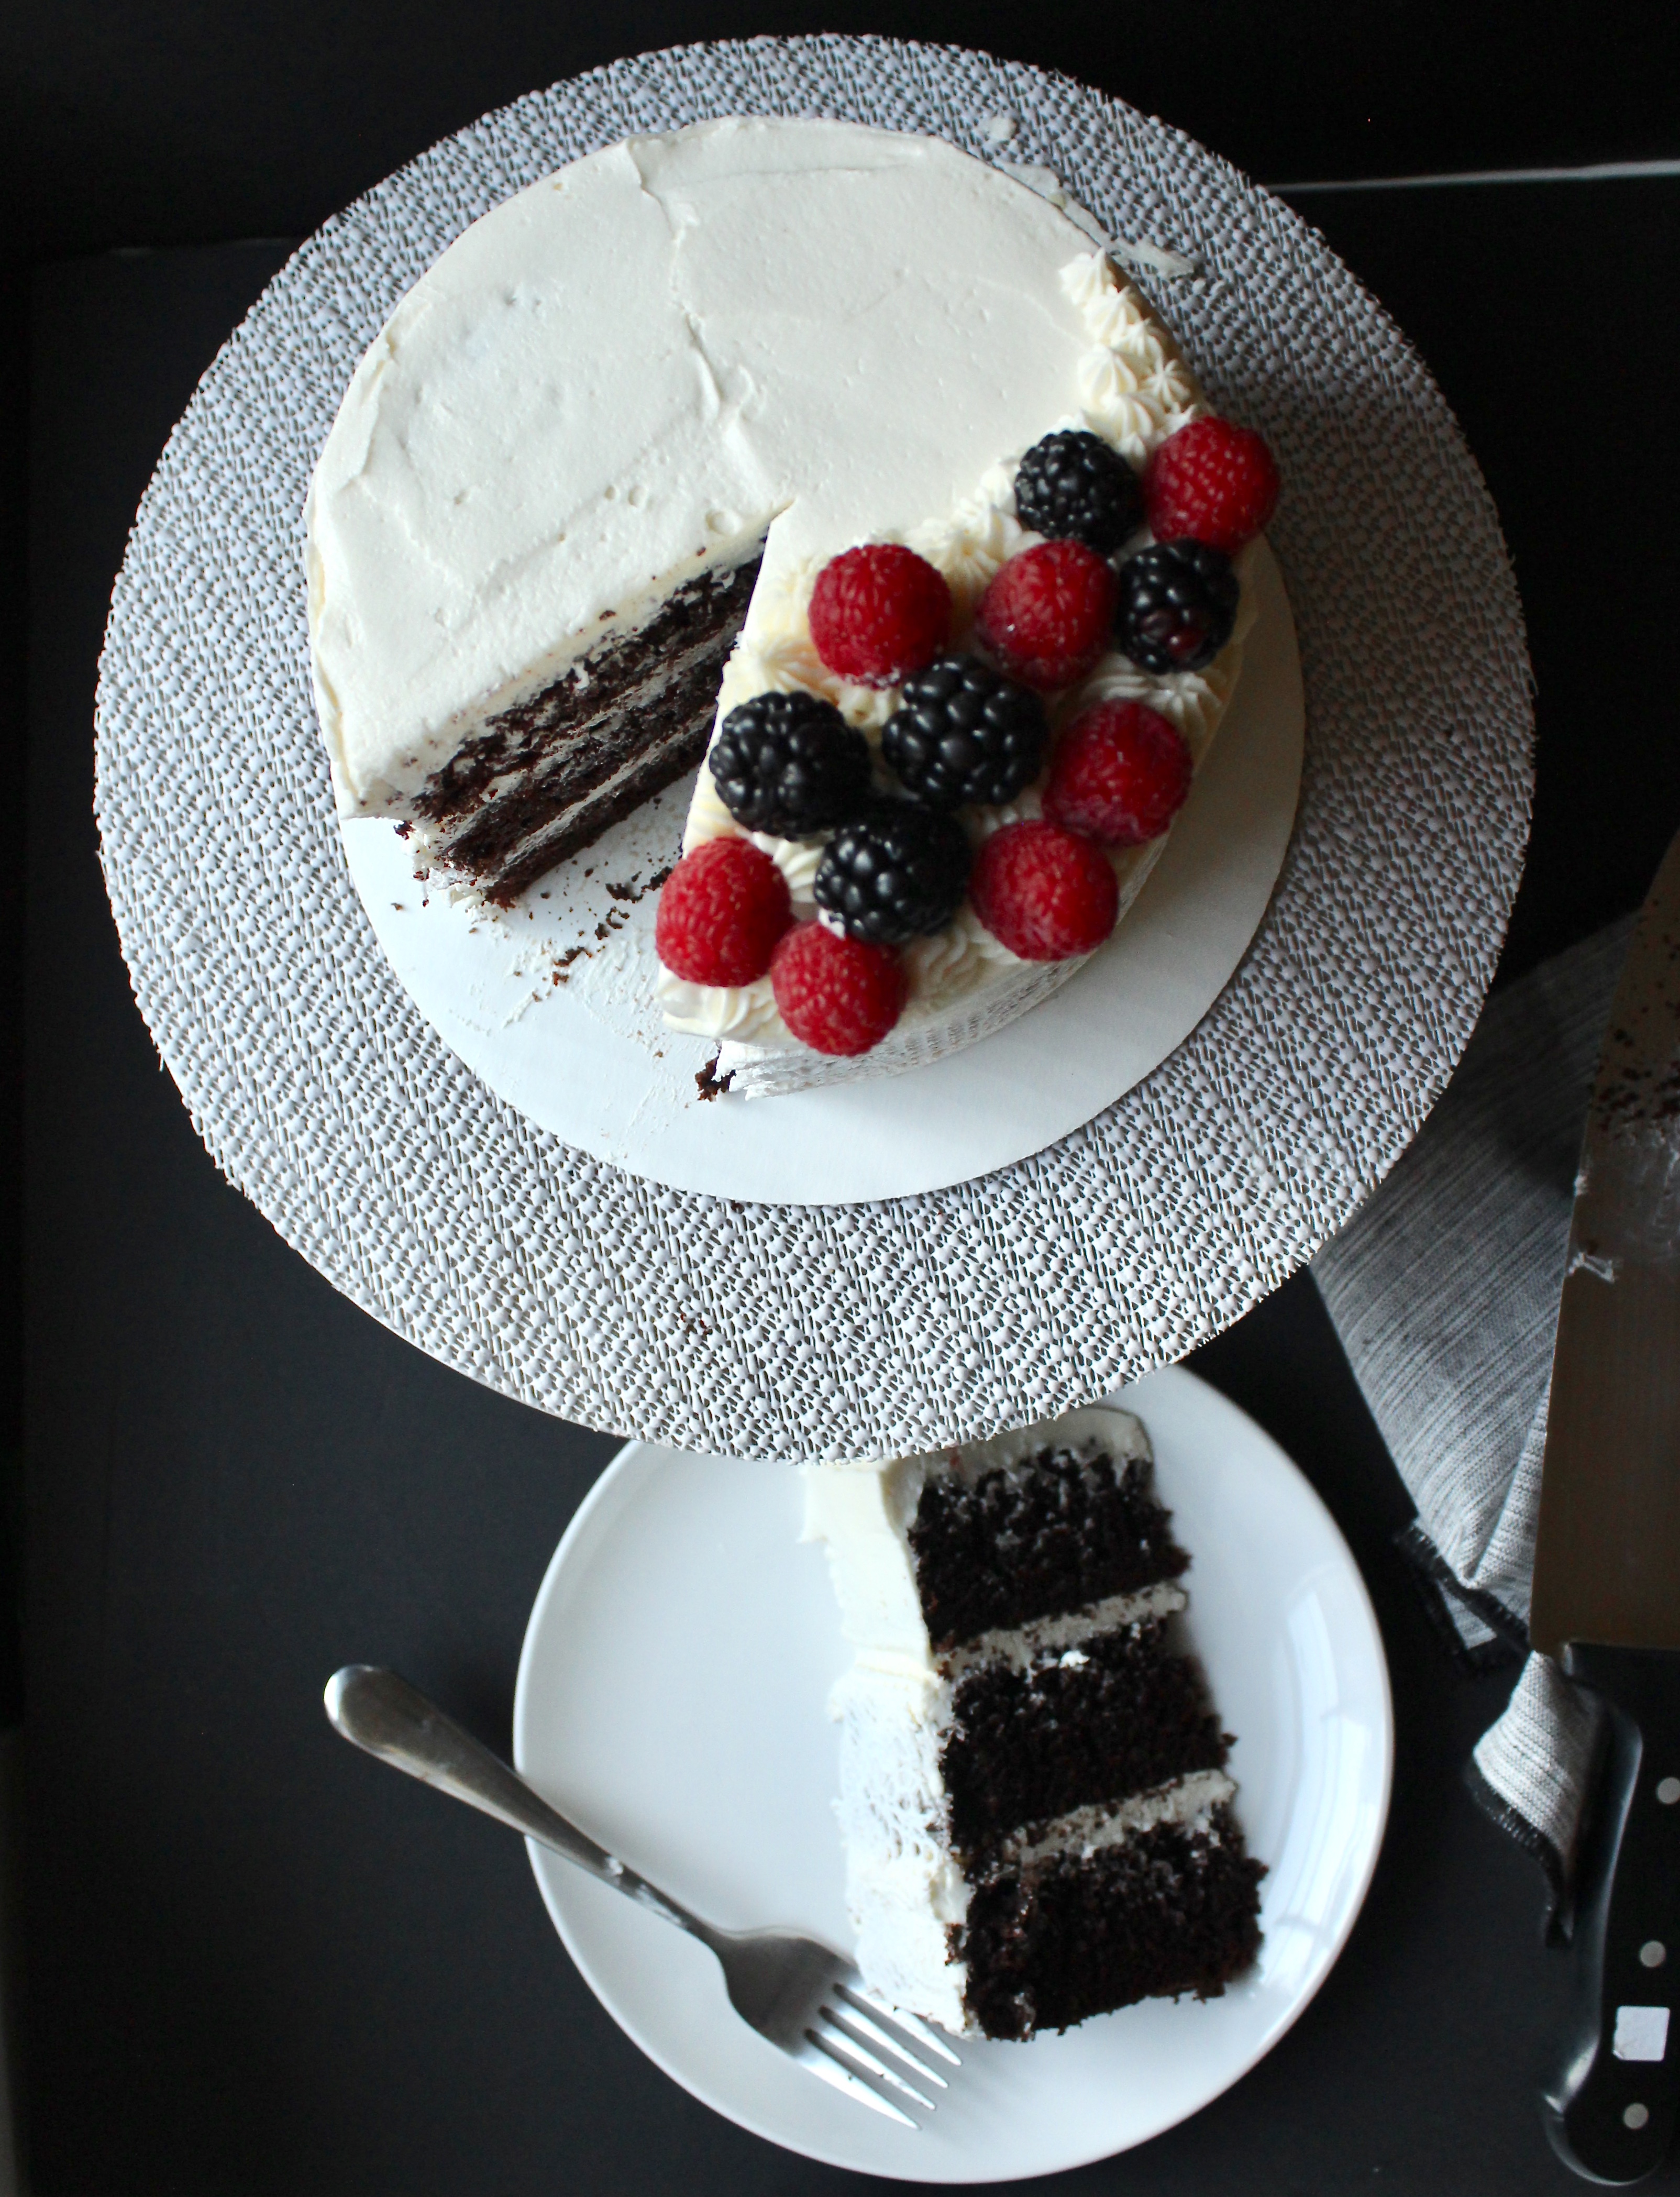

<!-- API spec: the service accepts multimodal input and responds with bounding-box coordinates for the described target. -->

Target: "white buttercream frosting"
[306,118,1120,818]
[1003,1769,1236,1871]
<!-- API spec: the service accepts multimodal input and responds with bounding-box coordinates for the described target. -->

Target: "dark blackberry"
[1012,429,1143,555]
[708,690,873,837]
[882,658,1049,810]
[1113,541,1239,673]
[814,803,972,944]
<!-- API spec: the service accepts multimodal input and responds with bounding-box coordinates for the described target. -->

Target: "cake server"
[323,1664,959,2127]
[1529,825,1680,2185]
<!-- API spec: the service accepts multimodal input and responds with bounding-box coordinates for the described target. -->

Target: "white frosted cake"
[805,1405,1263,2039]
[306,116,1273,1096]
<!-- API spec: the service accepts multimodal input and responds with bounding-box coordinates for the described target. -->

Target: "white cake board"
[94,39,1533,1460]
[342,548,1302,1205]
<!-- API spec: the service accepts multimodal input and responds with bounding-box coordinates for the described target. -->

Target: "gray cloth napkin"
[1312,916,1635,1913]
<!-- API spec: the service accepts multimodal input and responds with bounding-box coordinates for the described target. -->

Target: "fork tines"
[800,1977,961,2127]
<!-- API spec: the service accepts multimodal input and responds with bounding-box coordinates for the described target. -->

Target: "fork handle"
[324,1665,710,1941]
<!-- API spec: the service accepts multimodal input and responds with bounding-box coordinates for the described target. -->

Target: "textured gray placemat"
[94,36,1533,1462]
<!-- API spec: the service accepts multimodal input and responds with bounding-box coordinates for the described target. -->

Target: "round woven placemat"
[95,36,1532,1463]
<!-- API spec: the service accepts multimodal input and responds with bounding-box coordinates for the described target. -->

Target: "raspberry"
[808,544,952,688]
[975,540,1118,692]
[654,837,792,987]
[1144,416,1279,556]
[1043,701,1193,846]
[970,821,1119,962]
[1113,541,1239,674]
[1012,429,1143,555]
[771,921,908,1056]
[814,803,972,944]
[882,657,1048,809]
[709,690,872,837]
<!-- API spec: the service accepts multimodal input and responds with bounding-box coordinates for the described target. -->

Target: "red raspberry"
[1043,700,1193,847]
[808,545,952,688]
[770,921,908,1055]
[655,837,791,987]
[1144,416,1279,556]
[975,540,1118,692]
[970,821,1119,962]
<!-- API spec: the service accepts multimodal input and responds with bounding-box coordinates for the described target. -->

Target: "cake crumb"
[695,1056,735,1102]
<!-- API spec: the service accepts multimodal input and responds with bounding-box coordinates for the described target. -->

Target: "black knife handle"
[1545,1643,1680,2184]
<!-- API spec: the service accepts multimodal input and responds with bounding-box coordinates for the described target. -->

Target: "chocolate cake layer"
[438,644,731,902]
[412,553,761,899]
[959,1805,1266,2040]
[943,1618,1228,1857]
[910,1446,1190,1652]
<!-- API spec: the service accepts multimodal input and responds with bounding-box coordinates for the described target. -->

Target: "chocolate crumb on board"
[695,1056,735,1101]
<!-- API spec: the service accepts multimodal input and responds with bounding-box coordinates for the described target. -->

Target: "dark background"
[10,5,1680,2192]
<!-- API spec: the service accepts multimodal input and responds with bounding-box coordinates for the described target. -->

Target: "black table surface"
[18,14,1680,2193]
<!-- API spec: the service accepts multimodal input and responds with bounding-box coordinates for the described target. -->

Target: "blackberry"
[709,690,873,837]
[1012,429,1143,555]
[1113,541,1239,673]
[882,658,1049,810]
[814,803,972,944]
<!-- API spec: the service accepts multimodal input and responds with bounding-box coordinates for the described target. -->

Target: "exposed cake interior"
[406,556,761,903]
[805,1403,1264,2039]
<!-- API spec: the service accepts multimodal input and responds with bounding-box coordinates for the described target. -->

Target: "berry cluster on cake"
[805,1404,1264,2039]
[655,269,1279,1097]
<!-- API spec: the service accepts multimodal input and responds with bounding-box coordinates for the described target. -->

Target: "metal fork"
[323,1665,959,2126]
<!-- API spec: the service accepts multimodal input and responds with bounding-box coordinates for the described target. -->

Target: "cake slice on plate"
[804,1404,1264,2039]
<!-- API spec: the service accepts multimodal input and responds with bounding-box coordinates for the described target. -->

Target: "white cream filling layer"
[942,1580,1186,1683]
[1001,1769,1236,1872]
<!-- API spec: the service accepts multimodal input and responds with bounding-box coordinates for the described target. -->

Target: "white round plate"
[342,550,1301,1206]
[511,1364,1391,2180]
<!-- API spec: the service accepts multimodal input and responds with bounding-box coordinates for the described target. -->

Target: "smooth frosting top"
[306,117,1109,816]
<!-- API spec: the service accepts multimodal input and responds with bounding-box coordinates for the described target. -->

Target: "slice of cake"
[804,1404,1264,2040]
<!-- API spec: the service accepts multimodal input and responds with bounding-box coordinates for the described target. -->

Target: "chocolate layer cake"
[805,1404,1263,2040]
[306,118,1154,909]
